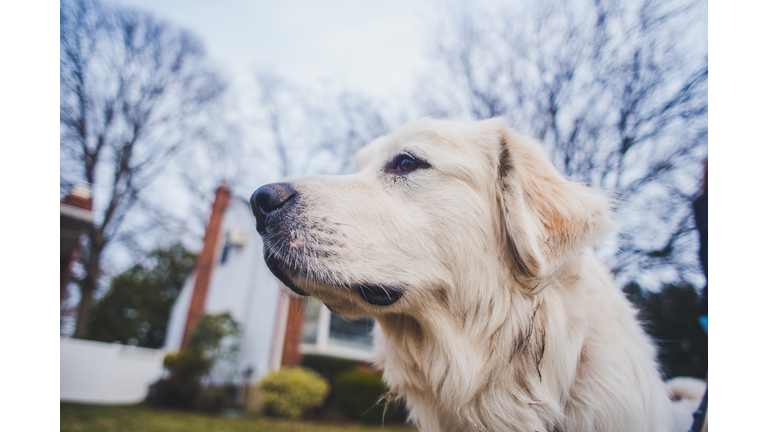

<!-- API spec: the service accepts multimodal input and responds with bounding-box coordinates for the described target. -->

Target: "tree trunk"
[72,285,95,338]
[73,230,103,339]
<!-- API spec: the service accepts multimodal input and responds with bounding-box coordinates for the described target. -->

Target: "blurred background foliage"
[334,368,394,425]
[624,283,708,379]
[259,367,330,420]
[299,355,406,424]
[86,243,196,348]
[147,312,241,411]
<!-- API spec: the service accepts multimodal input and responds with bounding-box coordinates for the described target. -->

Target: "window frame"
[298,300,374,362]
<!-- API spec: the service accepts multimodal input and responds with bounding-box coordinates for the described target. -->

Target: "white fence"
[60,338,167,404]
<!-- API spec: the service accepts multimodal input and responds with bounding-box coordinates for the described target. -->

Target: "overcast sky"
[108,0,507,99]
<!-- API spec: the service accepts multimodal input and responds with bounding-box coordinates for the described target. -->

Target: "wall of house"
[164,198,283,385]
[60,338,166,404]
[205,198,284,384]
[164,271,196,352]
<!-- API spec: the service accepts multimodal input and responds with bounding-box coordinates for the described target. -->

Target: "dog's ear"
[496,128,612,288]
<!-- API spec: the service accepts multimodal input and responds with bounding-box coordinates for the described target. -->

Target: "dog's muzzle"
[250,182,309,296]
[251,182,404,306]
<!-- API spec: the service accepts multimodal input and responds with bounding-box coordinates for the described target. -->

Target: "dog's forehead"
[382,119,463,153]
[356,129,439,172]
[356,119,499,173]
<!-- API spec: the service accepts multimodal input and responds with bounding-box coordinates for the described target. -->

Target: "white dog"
[251,118,705,432]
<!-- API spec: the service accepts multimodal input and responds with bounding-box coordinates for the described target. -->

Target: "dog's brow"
[398,148,429,163]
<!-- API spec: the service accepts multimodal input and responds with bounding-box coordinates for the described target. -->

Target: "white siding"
[163,270,196,352]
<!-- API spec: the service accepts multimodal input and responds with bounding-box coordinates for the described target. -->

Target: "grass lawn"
[61,403,416,432]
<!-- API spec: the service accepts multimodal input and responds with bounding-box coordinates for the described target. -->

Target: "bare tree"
[305,90,392,174]
[252,72,393,180]
[254,72,295,179]
[418,0,707,289]
[60,0,232,337]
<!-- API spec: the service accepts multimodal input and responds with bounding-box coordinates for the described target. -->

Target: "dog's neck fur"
[373,252,674,432]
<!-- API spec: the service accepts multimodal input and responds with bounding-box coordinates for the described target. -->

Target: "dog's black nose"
[250,183,298,232]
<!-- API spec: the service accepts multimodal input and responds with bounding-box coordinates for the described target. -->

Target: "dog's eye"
[398,157,417,172]
[388,153,429,174]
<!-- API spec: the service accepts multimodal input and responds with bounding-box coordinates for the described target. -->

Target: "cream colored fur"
[272,118,703,431]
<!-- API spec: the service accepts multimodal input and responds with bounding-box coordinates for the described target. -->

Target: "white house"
[61,182,377,406]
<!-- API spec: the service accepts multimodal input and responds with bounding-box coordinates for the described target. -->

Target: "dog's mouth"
[349,283,404,306]
[263,252,404,306]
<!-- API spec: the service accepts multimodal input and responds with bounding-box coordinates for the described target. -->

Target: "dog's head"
[251,118,610,317]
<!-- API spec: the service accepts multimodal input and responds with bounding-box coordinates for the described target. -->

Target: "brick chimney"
[281,296,307,366]
[182,181,231,346]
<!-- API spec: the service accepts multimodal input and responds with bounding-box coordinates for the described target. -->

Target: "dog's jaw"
[263,253,309,296]
[262,241,405,306]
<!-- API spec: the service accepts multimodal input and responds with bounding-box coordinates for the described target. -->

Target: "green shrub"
[301,354,357,382]
[335,368,393,424]
[146,313,240,410]
[162,349,212,381]
[260,367,330,420]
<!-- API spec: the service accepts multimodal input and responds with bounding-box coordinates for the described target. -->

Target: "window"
[302,298,321,345]
[220,227,249,265]
[300,297,375,361]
